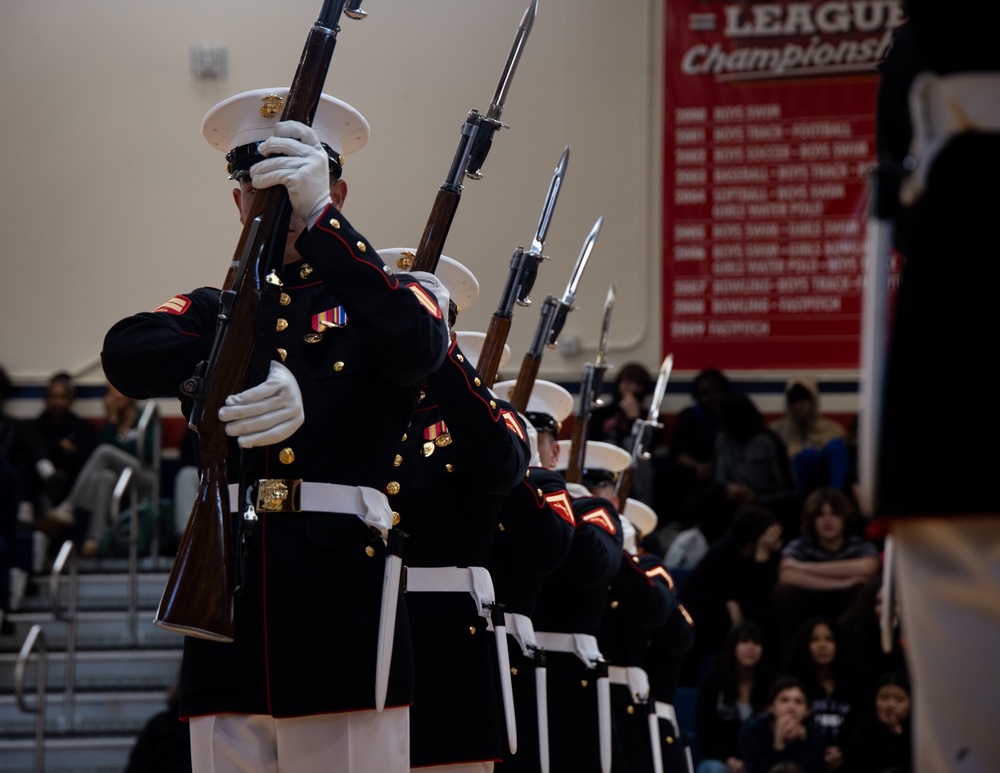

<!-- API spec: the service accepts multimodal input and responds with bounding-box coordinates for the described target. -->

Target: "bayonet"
[411,0,537,272]
[466,0,538,180]
[478,145,569,386]
[517,145,569,306]
[591,283,615,405]
[547,215,602,348]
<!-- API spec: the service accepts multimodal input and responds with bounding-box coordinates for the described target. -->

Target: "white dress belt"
[227,481,392,540]
[533,631,604,668]
[503,612,539,656]
[403,565,496,618]
[608,665,651,704]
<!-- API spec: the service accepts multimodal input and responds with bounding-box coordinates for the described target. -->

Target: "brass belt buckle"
[256,479,302,512]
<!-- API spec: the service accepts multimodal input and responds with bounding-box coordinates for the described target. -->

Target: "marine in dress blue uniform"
[531,440,628,773]
[489,379,577,772]
[376,249,531,772]
[101,89,449,773]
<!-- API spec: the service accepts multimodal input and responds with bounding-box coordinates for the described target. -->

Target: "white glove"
[219,361,305,448]
[409,271,451,328]
[252,121,332,228]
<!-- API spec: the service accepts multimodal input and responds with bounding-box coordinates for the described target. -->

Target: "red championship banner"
[663,0,905,370]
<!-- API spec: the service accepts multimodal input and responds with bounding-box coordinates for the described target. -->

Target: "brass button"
[299,263,313,279]
[304,333,323,344]
[525,470,531,477]
[329,218,340,229]
[469,626,477,636]
[357,241,366,253]
[445,464,454,472]
[537,488,544,497]
[610,600,620,609]
[401,433,408,442]
[626,705,635,715]
[278,447,295,465]
[333,361,345,372]
[474,377,481,387]
[511,667,518,676]
[581,679,589,688]
[386,481,400,495]
[393,454,403,467]
[276,318,289,332]
[498,522,506,532]
[489,400,497,409]
[456,354,464,363]
[365,546,375,557]
[279,292,291,306]
[418,390,426,402]
[666,737,674,745]
[277,348,288,362]
[392,511,400,526]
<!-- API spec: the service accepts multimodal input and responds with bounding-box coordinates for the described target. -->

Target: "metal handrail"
[48,540,79,730]
[111,467,140,645]
[14,624,48,773]
[136,401,163,566]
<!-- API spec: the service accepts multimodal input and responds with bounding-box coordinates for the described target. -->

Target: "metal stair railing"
[14,624,49,773]
[136,400,163,568]
[49,539,79,731]
[110,467,141,646]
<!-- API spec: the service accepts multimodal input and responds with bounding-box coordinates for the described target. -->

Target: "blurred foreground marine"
[874,5,1000,772]
[102,88,449,772]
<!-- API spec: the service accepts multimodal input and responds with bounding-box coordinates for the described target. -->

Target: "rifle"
[155,0,366,642]
[614,354,672,511]
[564,363,596,485]
[408,0,537,274]
[509,216,602,413]
[479,146,569,387]
[565,285,616,484]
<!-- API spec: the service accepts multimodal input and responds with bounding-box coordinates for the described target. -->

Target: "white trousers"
[894,517,1000,773]
[413,764,494,773]
[190,707,409,773]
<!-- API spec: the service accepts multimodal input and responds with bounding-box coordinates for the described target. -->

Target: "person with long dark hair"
[783,617,863,771]
[695,621,774,773]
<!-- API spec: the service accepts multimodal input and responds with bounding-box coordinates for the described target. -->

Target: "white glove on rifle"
[219,361,305,448]
[252,121,332,228]
[409,271,451,331]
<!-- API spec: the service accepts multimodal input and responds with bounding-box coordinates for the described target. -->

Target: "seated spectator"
[0,366,23,633]
[739,676,826,773]
[653,368,731,553]
[843,671,913,773]
[838,575,908,695]
[705,393,799,544]
[771,488,880,656]
[678,505,783,668]
[768,378,848,495]
[784,617,865,771]
[38,383,157,555]
[125,681,192,772]
[695,621,774,773]
[20,372,97,517]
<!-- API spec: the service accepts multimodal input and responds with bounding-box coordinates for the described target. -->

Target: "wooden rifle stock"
[155,1,353,642]
[564,415,588,485]
[509,353,541,414]
[565,363,596,485]
[479,314,512,388]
